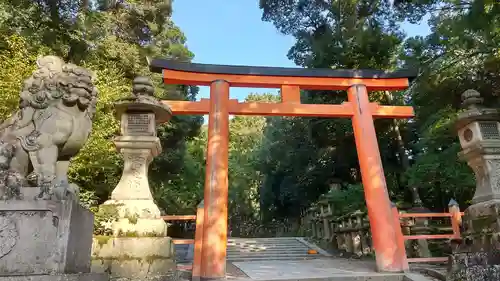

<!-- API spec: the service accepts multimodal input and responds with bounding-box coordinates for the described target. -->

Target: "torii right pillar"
[348,84,408,272]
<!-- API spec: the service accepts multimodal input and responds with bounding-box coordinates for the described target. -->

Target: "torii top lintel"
[148,58,416,118]
[149,58,416,91]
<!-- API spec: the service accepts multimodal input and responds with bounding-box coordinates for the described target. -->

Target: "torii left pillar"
[200,80,230,281]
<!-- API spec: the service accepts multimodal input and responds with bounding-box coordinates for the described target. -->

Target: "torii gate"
[149,59,415,280]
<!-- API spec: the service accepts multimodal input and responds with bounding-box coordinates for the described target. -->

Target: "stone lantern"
[91,77,176,281]
[448,89,500,281]
[456,89,500,208]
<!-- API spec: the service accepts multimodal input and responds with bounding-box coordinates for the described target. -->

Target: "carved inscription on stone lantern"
[122,112,156,136]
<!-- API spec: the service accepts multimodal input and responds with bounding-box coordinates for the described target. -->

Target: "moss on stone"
[95,230,167,241]
[143,231,164,237]
[92,254,136,261]
[95,235,112,247]
[115,230,164,238]
[93,204,122,235]
[144,255,172,263]
[92,254,171,263]
[125,212,139,225]
[471,215,496,231]
[123,231,139,237]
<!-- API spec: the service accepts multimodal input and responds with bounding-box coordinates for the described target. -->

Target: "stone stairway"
[226,237,329,261]
[174,237,329,263]
[175,238,434,281]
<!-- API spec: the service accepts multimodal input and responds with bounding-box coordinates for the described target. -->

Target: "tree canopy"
[0,0,498,235]
[252,0,499,223]
[0,0,202,211]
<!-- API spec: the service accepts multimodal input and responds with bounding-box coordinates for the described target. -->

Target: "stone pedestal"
[447,252,500,281]
[0,56,107,281]
[1,273,108,281]
[462,199,500,250]
[446,199,500,280]
[91,76,175,281]
[102,136,167,237]
[91,237,176,281]
[0,198,107,281]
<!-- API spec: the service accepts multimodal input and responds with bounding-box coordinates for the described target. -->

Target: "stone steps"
[174,237,328,262]
[226,249,311,254]
[227,254,317,262]
[227,237,327,261]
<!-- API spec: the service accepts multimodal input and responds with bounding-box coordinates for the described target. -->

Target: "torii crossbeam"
[149,58,415,280]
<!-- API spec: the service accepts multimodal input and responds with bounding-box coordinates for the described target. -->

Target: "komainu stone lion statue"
[0,56,98,200]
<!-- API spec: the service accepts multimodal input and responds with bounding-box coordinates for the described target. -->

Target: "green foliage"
[0,0,202,213]
[0,35,48,119]
[152,129,206,214]
[93,204,120,235]
[254,0,500,226]
[256,0,414,223]
[227,93,281,236]
[1,0,497,238]
[68,61,128,199]
[165,93,280,234]
[397,0,500,210]
[323,185,366,217]
[79,190,100,210]
[404,106,475,209]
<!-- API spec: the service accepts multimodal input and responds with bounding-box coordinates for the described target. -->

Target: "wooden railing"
[303,198,463,264]
[162,201,204,279]
[162,214,197,245]
[393,203,463,264]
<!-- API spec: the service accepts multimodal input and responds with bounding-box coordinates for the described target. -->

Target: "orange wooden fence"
[162,215,197,221]
[161,214,197,245]
[161,201,204,280]
[304,198,464,266]
[391,203,463,264]
[166,202,462,274]
[162,215,196,271]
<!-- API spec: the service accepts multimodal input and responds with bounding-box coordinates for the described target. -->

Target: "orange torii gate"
[149,59,415,280]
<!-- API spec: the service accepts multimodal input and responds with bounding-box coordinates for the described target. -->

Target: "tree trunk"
[384,91,422,206]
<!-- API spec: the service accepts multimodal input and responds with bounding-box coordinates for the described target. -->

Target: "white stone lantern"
[91,76,176,281]
[448,89,500,281]
[456,89,500,204]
